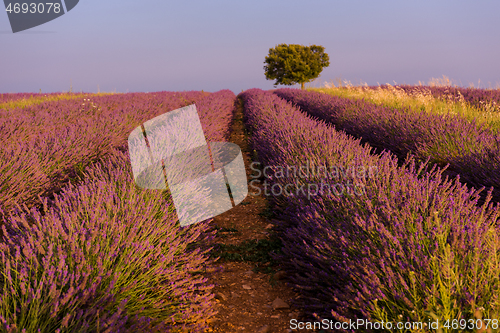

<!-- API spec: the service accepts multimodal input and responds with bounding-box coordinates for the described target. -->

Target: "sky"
[1,0,499,94]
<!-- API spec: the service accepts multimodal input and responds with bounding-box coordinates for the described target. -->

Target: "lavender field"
[2,86,500,332]
[0,90,236,332]
[241,88,500,330]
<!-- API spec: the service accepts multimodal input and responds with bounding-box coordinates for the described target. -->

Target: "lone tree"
[264,44,330,90]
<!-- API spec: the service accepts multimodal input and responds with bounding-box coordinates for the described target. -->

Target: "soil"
[203,99,311,333]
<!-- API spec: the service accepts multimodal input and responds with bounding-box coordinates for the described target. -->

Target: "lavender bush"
[1,149,215,332]
[240,88,500,332]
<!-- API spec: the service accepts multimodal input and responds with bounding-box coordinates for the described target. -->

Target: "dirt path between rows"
[203,99,306,333]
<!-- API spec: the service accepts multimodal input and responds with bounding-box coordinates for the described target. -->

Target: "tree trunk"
[301,82,304,90]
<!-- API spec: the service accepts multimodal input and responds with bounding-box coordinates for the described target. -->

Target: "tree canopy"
[264,44,330,90]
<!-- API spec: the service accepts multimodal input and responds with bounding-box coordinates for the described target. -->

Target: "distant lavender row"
[380,84,500,110]
[240,88,500,329]
[0,90,237,332]
[274,88,500,203]
[196,90,235,141]
[0,91,206,217]
[0,92,74,103]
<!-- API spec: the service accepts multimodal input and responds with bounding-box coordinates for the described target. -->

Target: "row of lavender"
[0,91,206,218]
[0,90,237,332]
[274,88,500,204]
[196,90,236,140]
[390,85,500,110]
[240,88,500,330]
